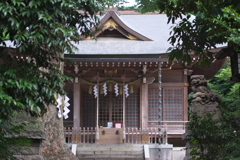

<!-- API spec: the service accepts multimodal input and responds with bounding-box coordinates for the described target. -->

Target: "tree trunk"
[41,52,77,159]
[41,104,78,160]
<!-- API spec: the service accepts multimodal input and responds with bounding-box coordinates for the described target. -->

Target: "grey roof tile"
[71,13,177,55]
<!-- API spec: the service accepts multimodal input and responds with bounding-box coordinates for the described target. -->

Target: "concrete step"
[78,151,143,155]
[77,144,143,151]
[78,147,143,152]
[77,154,143,158]
[78,158,144,160]
[76,144,144,159]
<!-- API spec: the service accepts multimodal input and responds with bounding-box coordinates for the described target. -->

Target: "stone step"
[76,144,144,159]
[78,158,144,160]
[77,145,143,151]
[77,154,143,158]
[78,147,143,152]
[78,150,143,155]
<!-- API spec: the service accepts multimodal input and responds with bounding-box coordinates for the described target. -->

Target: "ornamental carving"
[126,34,137,40]
[104,19,118,29]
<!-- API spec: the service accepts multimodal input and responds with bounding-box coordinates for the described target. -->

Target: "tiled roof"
[71,10,175,55]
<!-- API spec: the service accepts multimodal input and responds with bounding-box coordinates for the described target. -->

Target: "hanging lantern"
[130,85,134,94]
[108,83,112,92]
[119,85,123,95]
[88,85,93,94]
[100,85,103,95]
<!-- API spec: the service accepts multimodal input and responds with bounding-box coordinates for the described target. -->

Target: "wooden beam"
[149,82,189,88]
[64,57,166,63]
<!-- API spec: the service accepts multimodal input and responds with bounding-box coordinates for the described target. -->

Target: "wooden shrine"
[63,8,227,145]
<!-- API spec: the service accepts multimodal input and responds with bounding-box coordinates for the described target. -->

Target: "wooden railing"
[149,121,188,130]
[64,121,188,144]
[162,121,188,131]
[64,127,96,144]
[125,127,163,144]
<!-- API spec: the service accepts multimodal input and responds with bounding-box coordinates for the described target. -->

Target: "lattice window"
[148,87,184,126]
[148,88,159,127]
[126,89,139,127]
[82,88,140,128]
[112,94,123,124]
[98,92,123,127]
[163,88,183,121]
[99,93,109,127]
[82,89,96,127]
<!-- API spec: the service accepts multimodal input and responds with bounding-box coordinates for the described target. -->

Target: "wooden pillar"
[183,69,191,121]
[95,76,100,140]
[158,58,162,158]
[183,85,188,121]
[73,78,81,128]
[122,83,126,140]
[140,83,148,128]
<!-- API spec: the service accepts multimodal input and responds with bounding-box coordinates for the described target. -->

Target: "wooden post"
[123,82,126,140]
[73,79,80,128]
[183,86,188,121]
[96,75,100,140]
[140,83,149,128]
[158,57,162,159]
[183,69,189,121]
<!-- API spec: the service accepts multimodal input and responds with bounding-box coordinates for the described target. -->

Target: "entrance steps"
[76,144,144,160]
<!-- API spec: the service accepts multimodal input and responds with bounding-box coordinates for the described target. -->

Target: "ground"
[173,147,185,160]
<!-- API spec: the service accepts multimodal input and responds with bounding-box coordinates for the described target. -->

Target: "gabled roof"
[87,11,152,41]
[71,9,175,55]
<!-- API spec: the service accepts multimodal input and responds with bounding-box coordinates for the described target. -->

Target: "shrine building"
[63,8,227,146]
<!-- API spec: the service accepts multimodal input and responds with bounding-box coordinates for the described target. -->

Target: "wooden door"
[99,92,123,127]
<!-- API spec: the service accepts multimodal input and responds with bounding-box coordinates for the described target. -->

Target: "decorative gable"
[86,10,152,41]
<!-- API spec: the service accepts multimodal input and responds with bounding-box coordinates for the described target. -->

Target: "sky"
[124,0,137,6]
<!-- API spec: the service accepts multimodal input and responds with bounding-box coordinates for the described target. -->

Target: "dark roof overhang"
[215,46,235,59]
[64,53,167,62]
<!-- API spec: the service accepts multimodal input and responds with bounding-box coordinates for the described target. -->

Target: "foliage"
[209,60,240,131]
[187,61,240,159]
[136,0,240,66]
[187,111,240,160]
[208,61,233,96]
[0,120,32,159]
[100,0,129,9]
[0,0,102,158]
[211,6,240,46]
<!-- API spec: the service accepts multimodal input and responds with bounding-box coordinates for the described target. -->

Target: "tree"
[0,0,102,159]
[101,0,128,9]
[211,6,240,46]
[186,62,240,159]
[209,61,240,132]
[136,0,240,66]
